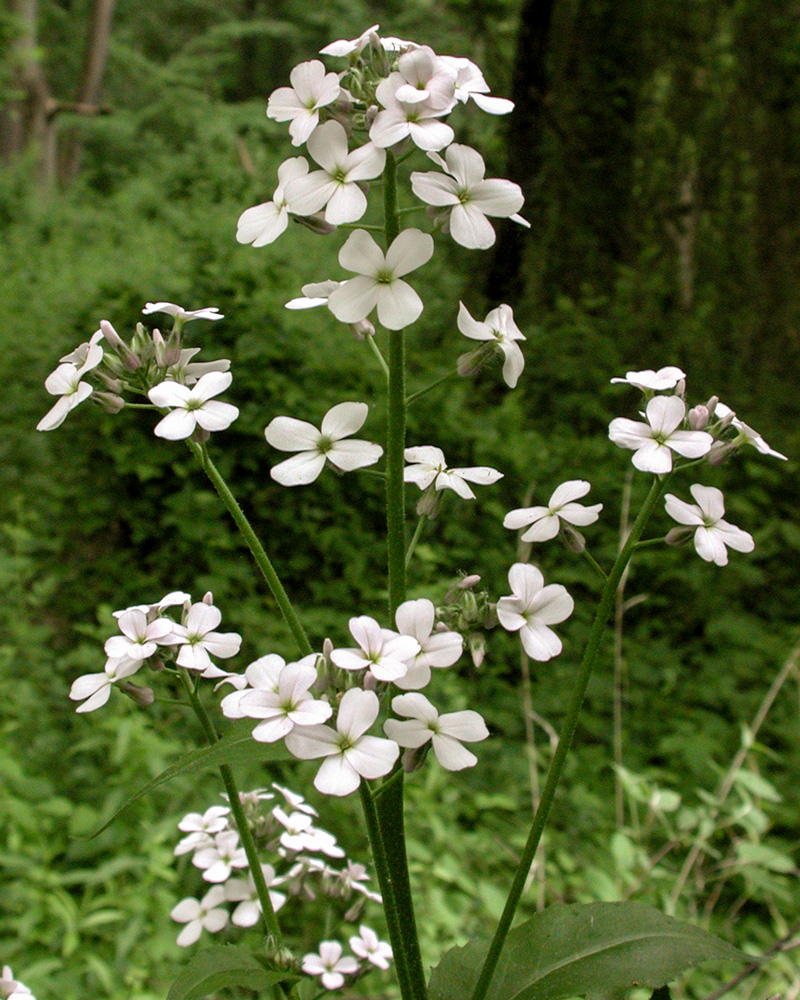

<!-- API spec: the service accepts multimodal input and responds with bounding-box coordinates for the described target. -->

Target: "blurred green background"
[1,0,799,997]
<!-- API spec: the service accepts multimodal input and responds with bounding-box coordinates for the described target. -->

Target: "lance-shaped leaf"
[428,902,744,1000]
[90,720,292,837]
[167,945,292,1000]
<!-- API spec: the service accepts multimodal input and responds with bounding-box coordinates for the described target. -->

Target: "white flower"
[69,655,142,713]
[394,46,457,111]
[286,280,341,309]
[411,145,526,249]
[385,692,489,770]
[404,446,503,499]
[284,122,385,225]
[285,688,399,797]
[330,615,420,683]
[350,926,393,969]
[148,372,239,440]
[665,485,754,566]
[328,229,434,330]
[457,302,526,387]
[714,403,788,461]
[220,653,288,718]
[236,157,309,247]
[104,609,175,661]
[143,302,223,323]
[174,805,231,856]
[265,401,383,486]
[37,333,104,431]
[239,660,332,742]
[170,885,228,947]
[439,56,514,114]
[1,966,34,999]
[302,941,359,990]
[225,864,286,926]
[609,396,713,473]
[167,602,242,673]
[504,480,603,543]
[393,599,463,690]
[610,366,686,391]
[267,60,341,146]
[370,73,455,152]
[192,830,248,882]
[272,781,318,816]
[167,348,231,386]
[496,563,574,661]
[320,24,381,57]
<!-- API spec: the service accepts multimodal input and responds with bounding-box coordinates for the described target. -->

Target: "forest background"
[1,0,799,998]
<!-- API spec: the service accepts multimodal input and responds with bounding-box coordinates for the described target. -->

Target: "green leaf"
[166,945,289,1000]
[90,721,291,837]
[428,902,744,1000]
[731,770,782,803]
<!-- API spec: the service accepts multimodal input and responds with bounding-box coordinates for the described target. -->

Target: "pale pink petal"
[667,430,713,459]
[236,203,287,247]
[148,381,193,408]
[521,515,560,542]
[632,440,673,473]
[346,736,399,777]
[470,178,525,217]
[665,494,704,527]
[410,171,460,207]
[550,480,591,507]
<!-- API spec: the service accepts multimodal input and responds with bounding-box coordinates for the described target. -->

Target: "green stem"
[634,537,665,550]
[366,334,390,380]
[179,672,284,945]
[470,476,667,1000]
[405,516,425,568]
[406,369,458,406]
[580,547,608,582]
[186,441,313,658]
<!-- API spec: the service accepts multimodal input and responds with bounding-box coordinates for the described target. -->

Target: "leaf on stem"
[428,902,744,1000]
[166,945,292,999]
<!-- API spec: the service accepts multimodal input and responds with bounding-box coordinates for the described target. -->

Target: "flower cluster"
[68,591,241,712]
[170,783,391,991]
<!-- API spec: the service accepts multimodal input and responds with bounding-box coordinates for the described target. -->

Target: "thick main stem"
[470,476,666,1000]
[187,441,313,658]
[180,673,284,944]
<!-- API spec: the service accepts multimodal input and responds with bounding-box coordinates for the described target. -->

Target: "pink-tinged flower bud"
[717,408,734,430]
[202,591,214,605]
[294,213,337,236]
[363,672,377,692]
[164,328,183,367]
[706,395,719,417]
[350,318,374,341]
[401,744,430,773]
[457,348,489,377]
[688,405,709,430]
[97,371,123,393]
[675,378,686,398]
[118,682,155,707]
[469,634,486,669]
[95,391,125,414]
[460,574,482,590]
[344,898,366,924]
[152,329,168,367]
[562,525,586,553]
[665,526,693,546]
[365,104,379,127]
[323,637,334,660]
[192,425,211,444]
[707,440,732,466]
[101,319,142,371]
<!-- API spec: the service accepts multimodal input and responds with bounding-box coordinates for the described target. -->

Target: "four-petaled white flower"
[370,73,454,152]
[220,653,289,718]
[148,372,239,440]
[285,688,399,797]
[170,886,228,947]
[167,348,231,386]
[192,830,248,882]
[236,157,309,247]
[330,615,420,683]
[404,446,503,499]
[411,145,527,250]
[394,46,457,111]
[239,660,332,742]
[284,122,385,225]
[350,926,393,969]
[665,485,755,567]
[714,403,788,461]
[265,401,383,486]
[1,965,34,999]
[504,480,603,542]
[174,805,231,856]
[609,396,713,473]
[143,302,223,323]
[69,655,141,713]
[439,56,514,114]
[104,609,174,661]
[457,302,526,387]
[37,332,104,432]
[167,601,242,673]
[610,366,686,391]
[385,692,489,770]
[302,941,359,990]
[497,563,574,661]
[328,229,434,330]
[393,599,463,690]
[267,60,341,146]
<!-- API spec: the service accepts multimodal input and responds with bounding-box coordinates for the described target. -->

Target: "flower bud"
[344,898,366,924]
[118,682,155,707]
[94,391,125,414]
[674,378,686,398]
[350,318,374,341]
[706,395,719,417]
[415,485,441,519]
[192,425,210,444]
[707,440,732,466]
[688,405,709,430]
[364,104,379,127]
[363,672,377,692]
[561,525,586,553]
[401,743,430,773]
[96,371,123,393]
[468,634,485,669]
[202,591,214,605]
[457,347,490,378]
[100,319,141,371]
[294,214,337,236]
[164,327,183,367]
[665,526,693,546]
[152,329,168,367]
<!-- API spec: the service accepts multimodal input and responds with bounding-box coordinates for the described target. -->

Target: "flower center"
[457,187,472,205]
[376,269,394,285]
[185,398,203,412]
[317,434,334,454]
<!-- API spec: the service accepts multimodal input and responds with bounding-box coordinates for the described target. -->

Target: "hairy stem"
[470,476,666,1000]
[187,441,313,658]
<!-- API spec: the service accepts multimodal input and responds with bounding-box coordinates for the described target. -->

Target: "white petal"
[236,203,287,247]
[395,598,434,640]
[431,733,478,770]
[315,755,361,796]
[376,280,424,330]
[410,171,460,207]
[328,276,380,324]
[265,415,321,452]
[270,452,327,486]
[321,401,368,439]
[339,229,385,276]
[346,736,400,778]
[385,229,435,277]
[449,203,497,249]
[194,401,239,432]
[284,172,337,217]
[327,439,383,471]
[632,440,673,474]
[520,622,563,660]
[549,480,591,507]
[153,409,197,440]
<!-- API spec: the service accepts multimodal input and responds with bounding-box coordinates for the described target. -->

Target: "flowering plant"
[27,23,789,1000]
